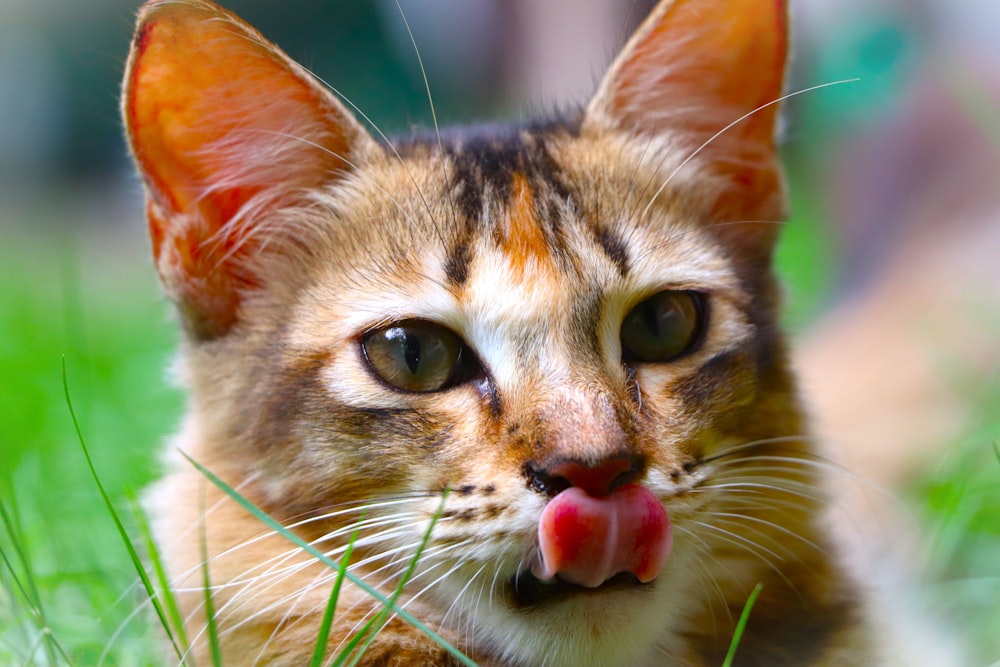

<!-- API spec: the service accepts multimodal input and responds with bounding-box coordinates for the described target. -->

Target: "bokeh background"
[2,0,998,664]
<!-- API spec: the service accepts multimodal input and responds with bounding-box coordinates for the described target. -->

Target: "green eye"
[362,321,478,393]
[620,291,705,363]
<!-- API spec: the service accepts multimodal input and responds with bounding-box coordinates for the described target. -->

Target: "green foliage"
[913,381,1000,664]
[62,360,187,664]
[1,230,180,665]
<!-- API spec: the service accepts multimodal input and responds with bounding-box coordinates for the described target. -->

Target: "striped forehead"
[442,128,565,283]
[416,125,623,384]
[436,125,629,278]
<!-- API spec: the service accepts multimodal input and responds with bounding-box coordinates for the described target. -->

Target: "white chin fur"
[432,574,687,667]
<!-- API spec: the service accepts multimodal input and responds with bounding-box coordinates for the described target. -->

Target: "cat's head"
[125,0,820,663]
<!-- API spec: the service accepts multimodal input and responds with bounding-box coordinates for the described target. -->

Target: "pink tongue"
[534,484,672,588]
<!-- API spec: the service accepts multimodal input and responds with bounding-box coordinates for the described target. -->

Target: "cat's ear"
[585,0,789,259]
[123,0,378,339]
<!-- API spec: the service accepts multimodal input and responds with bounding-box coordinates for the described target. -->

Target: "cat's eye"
[620,291,705,363]
[361,320,479,393]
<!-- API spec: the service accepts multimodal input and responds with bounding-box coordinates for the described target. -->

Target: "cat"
[122,0,884,664]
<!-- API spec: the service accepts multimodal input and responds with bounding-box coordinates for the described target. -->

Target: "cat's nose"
[525,455,641,498]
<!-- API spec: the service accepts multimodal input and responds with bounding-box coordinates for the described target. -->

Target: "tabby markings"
[501,172,556,277]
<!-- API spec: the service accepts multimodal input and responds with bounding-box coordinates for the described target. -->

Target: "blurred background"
[1,0,998,664]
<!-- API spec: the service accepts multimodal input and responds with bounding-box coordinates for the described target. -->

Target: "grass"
[1,225,179,665]
[61,358,187,666]
[0,177,997,664]
[913,382,1000,664]
[721,583,764,667]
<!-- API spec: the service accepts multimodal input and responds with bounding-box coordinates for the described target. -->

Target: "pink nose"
[544,457,635,497]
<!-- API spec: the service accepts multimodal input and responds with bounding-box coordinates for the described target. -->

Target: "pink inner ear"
[124,0,373,338]
[592,0,787,144]
[585,0,789,261]
[126,3,359,220]
[534,485,672,588]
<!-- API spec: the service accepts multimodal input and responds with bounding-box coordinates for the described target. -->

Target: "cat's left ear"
[585,0,789,258]
[123,0,379,340]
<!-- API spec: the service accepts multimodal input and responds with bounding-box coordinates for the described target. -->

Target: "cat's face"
[125,0,825,664]
[266,130,802,660]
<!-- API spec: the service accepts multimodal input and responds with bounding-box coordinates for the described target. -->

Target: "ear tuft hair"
[123,0,378,339]
[585,0,789,262]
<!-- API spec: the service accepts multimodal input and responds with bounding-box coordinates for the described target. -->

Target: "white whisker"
[639,79,860,219]
[693,520,802,600]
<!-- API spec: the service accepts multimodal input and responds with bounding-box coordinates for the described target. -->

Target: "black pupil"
[403,331,421,374]
[641,300,662,336]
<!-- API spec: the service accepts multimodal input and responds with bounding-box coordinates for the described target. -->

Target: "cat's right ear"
[585,0,789,262]
[123,0,378,340]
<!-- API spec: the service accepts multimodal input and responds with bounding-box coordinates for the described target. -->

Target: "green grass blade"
[20,629,56,667]
[0,501,44,617]
[0,541,34,657]
[309,517,362,667]
[198,486,224,667]
[340,492,449,667]
[180,452,477,667]
[0,498,69,666]
[330,617,372,666]
[722,582,763,667]
[127,491,191,654]
[61,359,186,664]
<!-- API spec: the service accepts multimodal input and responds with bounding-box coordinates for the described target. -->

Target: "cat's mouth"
[510,570,649,607]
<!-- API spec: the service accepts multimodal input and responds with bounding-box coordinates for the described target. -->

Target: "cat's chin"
[510,570,651,607]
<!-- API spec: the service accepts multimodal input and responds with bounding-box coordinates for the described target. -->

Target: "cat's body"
[125,1,883,664]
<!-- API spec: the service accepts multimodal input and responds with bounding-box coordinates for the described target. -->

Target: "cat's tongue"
[534,484,671,588]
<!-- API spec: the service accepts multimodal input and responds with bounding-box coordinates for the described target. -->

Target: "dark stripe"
[453,162,484,231]
[672,350,749,408]
[566,287,605,359]
[402,118,584,285]
[451,132,524,213]
[595,226,630,276]
[530,133,574,204]
[429,118,580,220]
[444,235,473,287]
[528,134,576,262]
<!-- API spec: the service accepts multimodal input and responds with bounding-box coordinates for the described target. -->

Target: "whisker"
[179,496,429,586]
[488,555,508,609]
[693,520,785,565]
[673,525,735,627]
[284,40,451,250]
[708,468,827,495]
[712,454,895,499]
[701,435,821,463]
[204,518,441,636]
[693,520,800,597]
[697,480,824,505]
[176,513,418,605]
[709,219,788,230]
[409,559,486,626]
[639,79,860,219]
[706,513,819,559]
[285,492,439,523]
[393,0,441,153]
[249,566,332,667]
